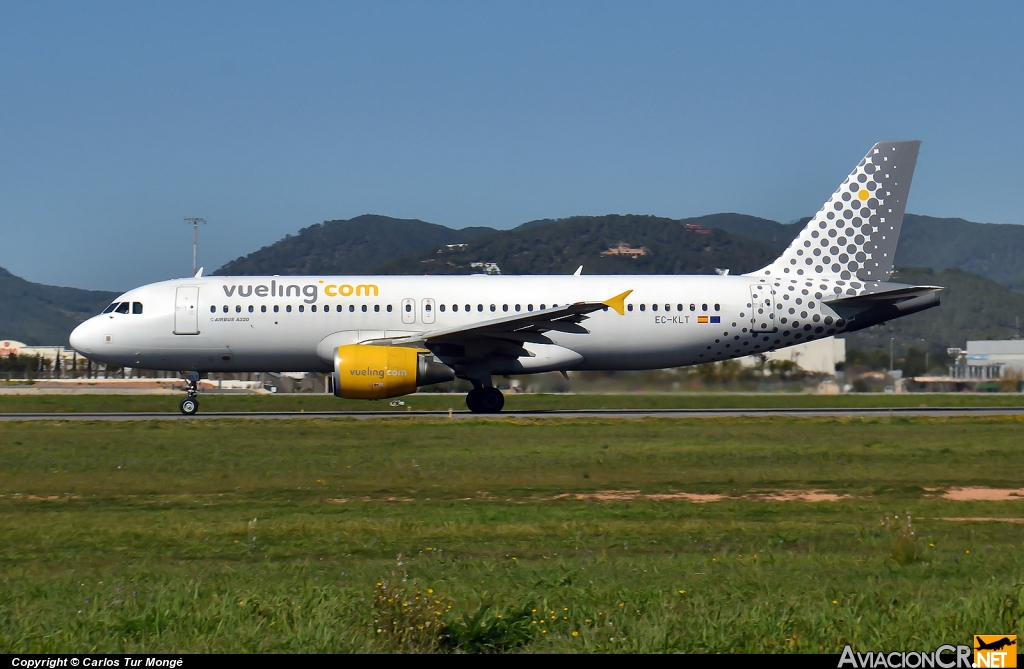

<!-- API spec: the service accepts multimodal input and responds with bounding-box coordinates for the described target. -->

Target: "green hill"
[375,214,781,276]
[214,215,494,276]
[894,215,1024,290]
[0,266,118,346]
[842,266,1024,354]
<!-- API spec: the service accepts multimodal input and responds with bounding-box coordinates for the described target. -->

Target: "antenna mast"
[184,218,206,276]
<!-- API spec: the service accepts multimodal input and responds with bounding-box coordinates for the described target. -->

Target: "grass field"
[3,391,1024,413]
[1,416,1023,653]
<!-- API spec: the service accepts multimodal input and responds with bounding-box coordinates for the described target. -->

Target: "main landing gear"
[179,371,200,416]
[466,387,504,414]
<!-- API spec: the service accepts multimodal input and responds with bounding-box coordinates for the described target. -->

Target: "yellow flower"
[678,590,685,595]
[619,602,624,607]
[427,589,433,594]
[585,619,591,623]
[542,630,547,634]
[572,631,579,637]
[929,543,935,547]
[966,550,970,554]
[832,600,838,605]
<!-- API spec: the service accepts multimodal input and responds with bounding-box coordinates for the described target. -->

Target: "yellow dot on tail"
[858,189,870,200]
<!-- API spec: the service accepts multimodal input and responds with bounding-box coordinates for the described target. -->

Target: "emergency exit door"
[401,298,416,325]
[174,286,200,335]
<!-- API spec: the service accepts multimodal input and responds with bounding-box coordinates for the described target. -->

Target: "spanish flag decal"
[697,316,709,323]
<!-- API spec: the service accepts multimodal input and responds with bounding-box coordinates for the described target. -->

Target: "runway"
[2,406,1024,420]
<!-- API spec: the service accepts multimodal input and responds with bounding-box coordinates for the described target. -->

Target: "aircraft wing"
[388,290,632,347]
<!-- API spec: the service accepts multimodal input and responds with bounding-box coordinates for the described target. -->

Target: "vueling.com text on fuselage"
[221,281,379,304]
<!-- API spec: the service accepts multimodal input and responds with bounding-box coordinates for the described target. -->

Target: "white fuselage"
[70,273,834,374]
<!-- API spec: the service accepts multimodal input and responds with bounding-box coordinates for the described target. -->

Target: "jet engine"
[332,344,454,399]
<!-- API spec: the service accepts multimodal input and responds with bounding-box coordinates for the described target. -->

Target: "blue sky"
[2,1,1022,289]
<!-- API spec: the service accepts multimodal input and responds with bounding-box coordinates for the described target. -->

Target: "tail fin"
[748,140,920,282]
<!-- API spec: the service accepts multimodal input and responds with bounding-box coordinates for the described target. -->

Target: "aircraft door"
[422,298,435,324]
[174,286,200,335]
[749,284,777,333]
[401,298,416,325]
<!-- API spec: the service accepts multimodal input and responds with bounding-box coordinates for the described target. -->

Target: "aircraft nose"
[69,319,96,354]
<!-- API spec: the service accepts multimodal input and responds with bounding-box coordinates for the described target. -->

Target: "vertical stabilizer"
[748,140,920,282]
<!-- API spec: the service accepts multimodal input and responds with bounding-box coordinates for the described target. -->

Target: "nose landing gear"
[466,387,504,414]
[179,371,200,415]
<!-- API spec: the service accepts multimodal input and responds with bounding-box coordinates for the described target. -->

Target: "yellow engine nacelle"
[332,345,455,400]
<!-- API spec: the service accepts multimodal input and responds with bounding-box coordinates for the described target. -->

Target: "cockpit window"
[132,302,143,314]
[114,302,130,314]
[102,302,119,314]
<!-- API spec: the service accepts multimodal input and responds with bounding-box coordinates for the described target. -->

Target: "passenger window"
[223,305,229,313]
[452,304,458,312]
[690,304,696,311]
[405,304,412,312]
[627,304,633,312]
[374,305,380,312]
[261,306,267,313]
[338,305,343,312]
[425,304,431,312]
[515,304,521,311]
[440,304,446,312]
[248,305,254,313]
[274,305,279,313]
[465,304,470,312]
[311,305,317,312]
[298,305,304,313]
[714,303,720,311]
[490,304,496,312]
[236,305,242,313]
[349,305,355,312]
[640,304,646,312]
[664,304,670,312]
[503,305,508,312]
[132,302,143,314]
[477,304,483,312]
[286,305,292,313]
[103,303,118,314]
[540,304,546,310]
[210,305,216,313]
[361,305,367,312]
[651,304,658,311]
[115,302,130,314]
[702,304,708,312]
[527,304,533,311]
[387,304,393,312]
[677,304,683,311]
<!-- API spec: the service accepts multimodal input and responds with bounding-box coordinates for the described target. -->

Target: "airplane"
[69,140,940,415]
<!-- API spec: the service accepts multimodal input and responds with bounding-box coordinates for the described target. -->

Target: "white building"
[737,336,846,375]
[0,340,78,362]
[950,340,1024,379]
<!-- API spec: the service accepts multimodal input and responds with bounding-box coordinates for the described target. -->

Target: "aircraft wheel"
[465,388,483,413]
[478,388,505,413]
[180,398,199,416]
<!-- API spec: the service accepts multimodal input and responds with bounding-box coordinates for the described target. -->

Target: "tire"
[465,388,483,413]
[180,398,199,415]
[479,388,505,413]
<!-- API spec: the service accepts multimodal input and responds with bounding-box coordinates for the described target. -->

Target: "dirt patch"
[943,487,1024,501]
[563,489,844,503]
[939,517,1024,523]
[647,492,725,503]
[326,498,348,504]
[757,491,851,502]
